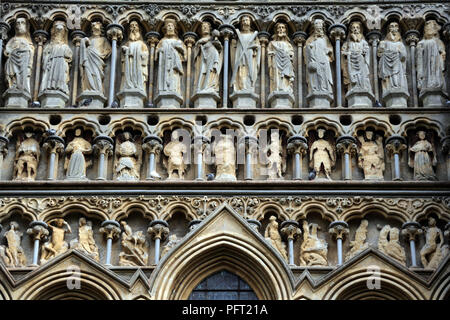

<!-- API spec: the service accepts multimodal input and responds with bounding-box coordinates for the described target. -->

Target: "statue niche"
[345,219,369,261]
[213,134,237,181]
[408,130,437,181]
[420,217,448,269]
[119,221,148,266]
[264,216,288,261]
[114,132,142,181]
[299,220,328,266]
[357,129,385,180]
[0,221,27,267]
[70,217,99,261]
[262,131,286,180]
[40,218,72,264]
[163,130,188,180]
[13,131,40,181]
[377,224,406,265]
[309,128,336,180]
[64,128,92,180]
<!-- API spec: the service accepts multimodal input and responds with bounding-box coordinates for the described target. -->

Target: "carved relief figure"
[114,132,142,181]
[416,20,447,107]
[264,131,286,180]
[0,221,27,267]
[420,217,448,269]
[377,22,409,107]
[119,221,148,266]
[3,17,34,106]
[163,131,188,180]
[345,219,369,261]
[79,21,112,104]
[14,132,40,181]
[357,130,385,180]
[264,216,288,260]
[64,129,92,180]
[214,135,236,181]
[41,218,72,264]
[309,128,336,180]
[408,130,437,181]
[304,19,334,107]
[300,220,328,266]
[161,234,180,258]
[377,225,406,264]
[70,217,99,261]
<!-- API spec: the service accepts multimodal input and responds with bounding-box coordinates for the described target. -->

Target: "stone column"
[26,221,49,266]
[70,30,87,106]
[42,133,65,180]
[328,221,349,266]
[99,220,121,266]
[0,136,9,180]
[405,30,420,108]
[145,31,160,108]
[0,22,9,91]
[336,135,357,180]
[247,219,262,233]
[142,135,163,180]
[193,135,210,181]
[443,23,450,107]
[442,135,450,180]
[280,220,301,266]
[240,136,258,180]
[106,24,124,108]
[183,32,197,108]
[385,135,407,181]
[258,31,270,109]
[287,135,308,180]
[93,135,114,180]
[32,30,49,104]
[219,25,235,109]
[148,220,169,265]
[329,24,346,108]
[401,222,423,268]
[293,31,307,108]
[367,31,382,104]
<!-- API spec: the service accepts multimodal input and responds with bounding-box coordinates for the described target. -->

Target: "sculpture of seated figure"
[377,224,406,265]
[300,220,328,266]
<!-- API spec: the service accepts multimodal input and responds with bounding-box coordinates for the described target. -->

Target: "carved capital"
[43,134,65,154]
[71,30,87,46]
[142,135,163,155]
[106,24,124,42]
[148,220,169,241]
[293,31,308,46]
[280,220,301,240]
[328,221,349,240]
[328,24,346,42]
[385,135,407,156]
[0,136,9,158]
[405,30,420,46]
[219,24,235,40]
[93,135,114,157]
[287,135,308,155]
[401,222,423,242]
[247,219,262,232]
[257,31,270,46]
[367,30,382,46]
[336,136,357,156]
[27,221,49,241]
[183,32,198,47]
[145,31,161,46]
[100,220,121,240]
[441,136,450,155]
[33,30,49,46]
[0,21,10,41]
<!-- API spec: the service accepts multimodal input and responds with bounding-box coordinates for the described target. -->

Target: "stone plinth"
[78,91,107,108]
[382,90,409,108]
[419,88,446,108]
[155,92,184,109]
[2,89,31,108]
[230,90,259,109]
[307,92,333,108]
[118,89,146,108]
[38,90,69,108]
[192,91,220,108]
[268,91,295,108]
[346,90,375,108]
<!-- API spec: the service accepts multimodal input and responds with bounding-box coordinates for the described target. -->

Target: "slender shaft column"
[329,24,347,108]
[42,132,65,180]
[70,30,87,106]
[193,135,210,181]
[32,30,49,104]
[183,32,197,108]
[280,220,301,266]
[386,135,407,181]
[442,136,450,180]
[0,22,10,91]
[329,221,349,266]
[93,135,114,180]
[336,135,358,180]
[0,136,9,180]
[293,32,307,108]
[241,136,258,180]
[26,221,49,266]
[287,135,308,180]
[219,25,235,109]
[145,32,160,108]
[148,220,169,265]
[405,31,420,108]
[106,24,124,108]
[142,135,163,180]
[367,31,382,104]
[401,222,423,268]
[100,220,121,266]
[258,32,270,108]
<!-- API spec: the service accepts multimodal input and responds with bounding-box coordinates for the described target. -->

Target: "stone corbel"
[27,221,49,266]
[280,220,301,266]
[148,220,169,264]
[385,135,407,181]
[336,135,357,180]
[93,135,114,180]
[42,132,65,180]
[328,221,349,266]
[401,221,423,268]
[142,135,163,180]
[328,24,346,108]
[99,220,121,266]
[106,24,124,108]
[287,135,308,180]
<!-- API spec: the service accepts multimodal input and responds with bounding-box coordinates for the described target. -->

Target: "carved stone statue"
[119,221,148,266]
[214,135,236,181]
[264,216,288,260]
[3,17,35,108]
[0,221,27,267]
[263,131,286,180]
[341,21,374,108]
[114,132,142,181]
[14,132,40,181]
[377,22,409,108]
[41,218,72,264]
[70,217,99,261]
[155,18,186,109]
[300,220,328,266]
[408,130,437,181]
[309,128,336,180]
[79,21,112,108]
[230,14,261,108]
[64,129,92,180]
[39,20,73,108]
[163,131,187,180]
[192,21,223,108]
[378,225,406,264]
[267,22,295,108]
[357,130,385,180]
[305,19,334,108]
[420,217,448,269]
[416,20,448,107]
[118,20,148,108]
[161,234,180,258]
[345,219,369,261]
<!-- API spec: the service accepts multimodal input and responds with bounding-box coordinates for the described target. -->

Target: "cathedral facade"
[0,0,449,300]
